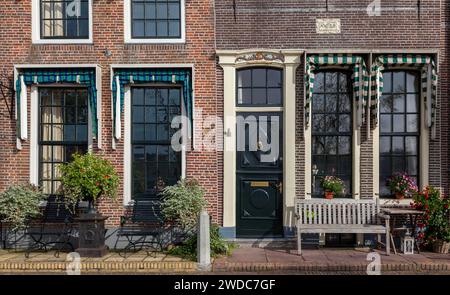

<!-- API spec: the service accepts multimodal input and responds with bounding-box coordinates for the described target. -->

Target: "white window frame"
[31,0,93,44]
[124,0,186,44]
[123,85,187,205]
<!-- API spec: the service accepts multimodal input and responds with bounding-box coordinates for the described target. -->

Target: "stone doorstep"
[212,262,450,273]
[0,261,198,273]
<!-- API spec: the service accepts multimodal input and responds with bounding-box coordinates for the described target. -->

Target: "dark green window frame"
[311,70,353,198]
[131,87,182,200]
[379,70,420,197]
[38,87,88,195]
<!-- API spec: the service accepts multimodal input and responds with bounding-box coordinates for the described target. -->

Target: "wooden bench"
[295,198,390,255]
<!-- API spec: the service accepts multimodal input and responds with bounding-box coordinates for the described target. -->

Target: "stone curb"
[211,262,450,273]
[0,261,198,273]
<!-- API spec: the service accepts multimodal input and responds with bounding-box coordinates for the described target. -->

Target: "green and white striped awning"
[305,54,369,129]
[370,54,438,138]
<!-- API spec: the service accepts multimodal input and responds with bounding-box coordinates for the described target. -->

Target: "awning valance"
[304,54,369,129]
[111,68,193,140]
[370,54,438,138]
[15,68,98,140]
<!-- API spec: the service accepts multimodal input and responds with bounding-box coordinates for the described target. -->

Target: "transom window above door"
[236,68,283,106]
[126,0,185,42]
[36,0,91,41]
[379,70,420,197]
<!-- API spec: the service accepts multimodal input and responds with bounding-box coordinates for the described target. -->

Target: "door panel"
[236,112,283,238]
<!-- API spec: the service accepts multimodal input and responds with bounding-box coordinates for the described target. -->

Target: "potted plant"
[413,186,450,253]
[0,184,46,231]
[59,153,120,214]
[320,176,345,199]
[387,172,418,199]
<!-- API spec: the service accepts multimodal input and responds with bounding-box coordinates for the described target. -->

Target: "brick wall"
[215,0,447,201]
[0,0,218,227]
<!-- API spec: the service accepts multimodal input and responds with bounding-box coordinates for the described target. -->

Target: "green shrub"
[161,179,207,229]
[59,153,119,210]
[0,184,46,230]
[167,224,236,260]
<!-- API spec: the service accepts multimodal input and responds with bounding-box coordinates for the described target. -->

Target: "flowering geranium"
[387,172,418,197]
[412,186,450,245]
[320,176,345,195]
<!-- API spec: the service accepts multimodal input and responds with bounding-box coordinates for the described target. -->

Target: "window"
[379,71,420,197]
[32,0,92,43]
[131,87,182,199]
[236,68,283,106]
[311,71,352,198]
[39,88,88,195]
[126,0,185,42]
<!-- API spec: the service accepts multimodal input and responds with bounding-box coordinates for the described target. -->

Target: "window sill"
[124,38,185,44]
[32,39,93,45]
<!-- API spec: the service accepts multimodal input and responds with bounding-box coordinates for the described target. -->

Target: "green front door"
[236,112,283,238]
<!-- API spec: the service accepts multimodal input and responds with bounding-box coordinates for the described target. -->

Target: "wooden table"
[382,207,424,254]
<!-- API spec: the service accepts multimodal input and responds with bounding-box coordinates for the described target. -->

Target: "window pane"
[76,126,87,141]
[338,73,348,92]
[325,72,338,92]
[338,136,351,155]
[407,157,418,175]
[267,70,282,87]
[382,72,392,93]
[325,136,337,155]
[392,137,404,153]
[145,124,157,141]
[156,3,168,19]
[339,94,351,112]
[237,70,251,87]
[157,124,169,140]
[168,3,180,18]
[133,124,145,141]
[312,94,325,112]
[133,106,145,123]
[393,95,405,113]
[157,20,168,36]
[145,3,156,19]
[325,115,337,133]
[145,21,157,37]
[393,114,405,132]
[325,95,337,112]
[252,69,266,87]
[315,72,325,93]
[406,114,419,132]
[380,114,392,132]
[380,95,392,113]
[406,72,419,92]
[380,137,391,154]
[392,157,406,173]
[405,137,418,155]
[145,107,156,123]
[252,88,266,104]
[133,146,145,161]
[145,145,157,162]
[168,21,180,37]
[133,3,145,18]
[380,156,391,175]
[145,89,156,105]
[393,71,405,93]
[158,89,169,105]
[157,108,168,123]
[406,94,418,113]
[267,88,282,105]
[313,137,325,155]
[338,115,351,132]
[133,20,145,37]
[64,125,76,141]
[237,88,251,105]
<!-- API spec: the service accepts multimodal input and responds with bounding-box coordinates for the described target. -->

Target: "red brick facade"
[0,0,218,227]
[0,0,449,232]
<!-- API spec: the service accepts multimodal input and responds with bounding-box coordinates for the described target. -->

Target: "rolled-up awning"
[15,68,98,140]
[370,54,438,139]
[111,68,193,140]
[304,54,369,130]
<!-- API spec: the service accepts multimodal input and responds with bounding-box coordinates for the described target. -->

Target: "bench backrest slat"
[295,199,380,225]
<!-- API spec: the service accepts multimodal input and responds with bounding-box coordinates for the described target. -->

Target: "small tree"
[59,153,120,212]
[0,184,46,230]
[161,178,207,229]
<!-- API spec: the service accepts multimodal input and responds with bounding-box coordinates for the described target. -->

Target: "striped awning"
[15,69,98,141]
[370,54,438,138]
[111,68,192,140]
[304,54,369,129]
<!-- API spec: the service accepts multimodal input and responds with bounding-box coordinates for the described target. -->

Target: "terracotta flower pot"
[433,240,450,254]
[395,192,405,200]
[325,191,334,200]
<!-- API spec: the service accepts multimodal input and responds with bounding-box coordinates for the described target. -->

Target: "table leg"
[390,216,397,255]
[410,214,421,254]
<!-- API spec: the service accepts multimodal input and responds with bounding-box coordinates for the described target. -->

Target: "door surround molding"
[218,49,302,238]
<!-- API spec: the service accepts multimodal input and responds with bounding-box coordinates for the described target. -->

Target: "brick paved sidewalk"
[213,247,450,273]
[0,250,197,274]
